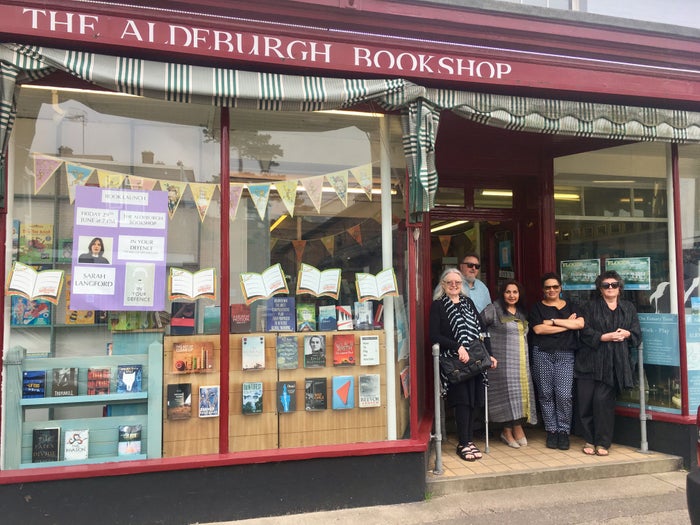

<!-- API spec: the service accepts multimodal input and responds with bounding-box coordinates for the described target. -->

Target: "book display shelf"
[3,335,163,469]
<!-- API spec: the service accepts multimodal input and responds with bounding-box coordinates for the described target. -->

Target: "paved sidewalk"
[194,471,689,525]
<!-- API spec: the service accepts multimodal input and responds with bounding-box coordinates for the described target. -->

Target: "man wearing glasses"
[434,253,491,312]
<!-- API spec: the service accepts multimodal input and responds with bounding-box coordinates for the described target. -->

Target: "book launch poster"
[70,186,168,311]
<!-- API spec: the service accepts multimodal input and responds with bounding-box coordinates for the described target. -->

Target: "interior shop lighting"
[482,189,580,201]
[430,220,469,233]
[269,214,288,232]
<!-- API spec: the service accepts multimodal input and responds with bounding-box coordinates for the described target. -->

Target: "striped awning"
[2,44,700,215]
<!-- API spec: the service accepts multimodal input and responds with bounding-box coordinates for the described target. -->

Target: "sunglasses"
[460,262,480,270]
[600,282,620,289]
[543,285,560,290]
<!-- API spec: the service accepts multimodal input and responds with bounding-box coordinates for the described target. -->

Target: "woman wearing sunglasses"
[576,270,642,457]
[529,272,584,451]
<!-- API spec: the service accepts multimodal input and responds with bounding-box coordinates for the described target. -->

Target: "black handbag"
[439,338,492,384]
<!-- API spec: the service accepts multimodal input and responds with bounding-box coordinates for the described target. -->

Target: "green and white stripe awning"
[2,43,700,215]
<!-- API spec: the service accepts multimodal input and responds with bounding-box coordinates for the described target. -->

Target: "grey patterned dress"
[481,302,537,425]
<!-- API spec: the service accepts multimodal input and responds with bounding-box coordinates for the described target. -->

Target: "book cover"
[353,301,374,330]
[276,335,299,369]
[109,311,143,331]
[250,302,267,332]
[239,263,289,304]
[10,296,52,326]
[87,367,111,395]
[11,219,19,261]
[167,383,193,420]
[198,385,220,418]
[64,275,94,324]
[333,333,356,366]
[202,305,221,334]
[242,381,263,414]
[170,302,196,335]
[32,427,60,462]
[355,268,399,301]
[277,380,297,413]
[52,367,78,397]
[266,296,296,332]
[359,374,381,408]
[57,238,73,263]
[117,364,143,393]
[242,335,265,370]
[304,334,326,368]
[332,375,355,410]
[169,267,217,301]
[296,303,316,332]
[373,303,384,329]
[336,304,353,330]
[63,429,89,461]
[400,366,410,398]
[230,303,251,333]
[304,377,327,411]
[117,424,142,456]
[22,370,46,398]
[360,335,381,366]
[318,304,337,331]
[19,223,54,263]
[172,341,214,373]
[295,263,341,299]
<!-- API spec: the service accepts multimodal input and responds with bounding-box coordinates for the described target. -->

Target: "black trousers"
[576,377,616,448]
[454,404,474,446]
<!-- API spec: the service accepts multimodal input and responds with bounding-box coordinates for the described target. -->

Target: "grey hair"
[433,267,463,301]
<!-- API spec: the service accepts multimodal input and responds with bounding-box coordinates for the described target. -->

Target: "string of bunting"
[31,153,375,223]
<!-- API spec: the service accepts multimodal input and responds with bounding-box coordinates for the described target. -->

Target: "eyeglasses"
[443,280,463,286]
[543,285,561,290]
[460,262,480,270]
[600,282,620,289]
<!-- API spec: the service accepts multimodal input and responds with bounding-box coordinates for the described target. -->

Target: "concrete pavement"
[193,471,690,525]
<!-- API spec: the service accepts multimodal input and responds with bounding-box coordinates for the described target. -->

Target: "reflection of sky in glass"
[31,99,220,181]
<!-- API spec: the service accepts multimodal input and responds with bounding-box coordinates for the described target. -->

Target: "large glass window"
[3,85,409,469]
[554,142,680,413]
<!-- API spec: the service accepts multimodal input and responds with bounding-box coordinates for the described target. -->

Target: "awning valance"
[2,43,700,215]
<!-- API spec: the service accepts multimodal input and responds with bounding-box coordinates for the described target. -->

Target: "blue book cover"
[276,335,299,369]
[318,304,337,331]
[117,364,143,393]
[266,296,296,332]
[332,375,355,410]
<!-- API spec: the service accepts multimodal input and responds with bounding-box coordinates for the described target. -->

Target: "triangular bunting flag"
[439,235,452,256]
[229,184,244,221]
[65,163,94,203]
[270,237,279,251]
[275,179,298,217]
[292,240,306,264]
[126,175,158,191]
[97,169,126,189]
[248,183,271,221]
[348,224,363,246]
[350,163,373,200]
[320,235,335,256]
[160,180,188,219]
[326,170,348,207]
[465,228,476,243]
[190,182,217,222]
[33,154,62,194]
[300,175,325,213]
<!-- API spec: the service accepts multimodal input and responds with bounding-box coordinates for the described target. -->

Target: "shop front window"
[3,86,408,469]
[679,144,700,413]
[554,142,680,414]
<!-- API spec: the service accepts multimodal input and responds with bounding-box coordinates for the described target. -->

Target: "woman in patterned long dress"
[481,279,537,448]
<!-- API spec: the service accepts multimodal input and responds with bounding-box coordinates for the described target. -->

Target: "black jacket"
[575,297,642,391]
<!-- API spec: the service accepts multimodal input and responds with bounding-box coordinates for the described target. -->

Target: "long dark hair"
[496,279,527,315]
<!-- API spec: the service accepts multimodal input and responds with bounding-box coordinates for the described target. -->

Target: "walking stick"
[483,370,490,454]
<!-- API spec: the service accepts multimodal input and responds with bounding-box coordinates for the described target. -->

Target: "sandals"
[595,446,609,456]
[582,443,595,456]
[467,442,483,460]
[456,445,476,462]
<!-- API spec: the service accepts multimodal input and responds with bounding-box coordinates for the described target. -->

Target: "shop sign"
[1,6,516,83]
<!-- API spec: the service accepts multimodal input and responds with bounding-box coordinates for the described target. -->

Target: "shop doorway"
[429,214,520,303]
